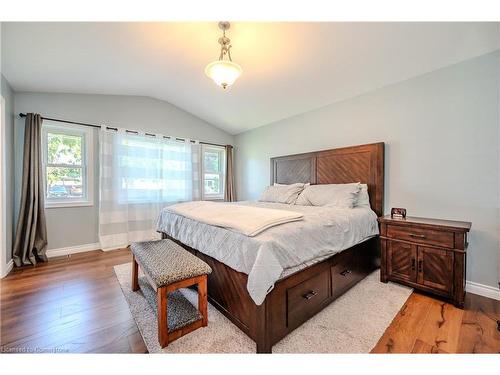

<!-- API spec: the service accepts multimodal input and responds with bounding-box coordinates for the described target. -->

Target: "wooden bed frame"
[162,142,385,353]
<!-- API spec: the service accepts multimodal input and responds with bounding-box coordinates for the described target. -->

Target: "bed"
[158,142,384,353]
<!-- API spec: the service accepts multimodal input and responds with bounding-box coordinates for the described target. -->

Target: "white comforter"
[164,201,303,236]
[156,201,379,305]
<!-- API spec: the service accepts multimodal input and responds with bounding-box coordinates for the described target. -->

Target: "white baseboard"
[46,242,101,258]
[1,259,13,278]
[466,280,500,301]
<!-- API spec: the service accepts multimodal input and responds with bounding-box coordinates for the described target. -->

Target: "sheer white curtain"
[99,129,200,250]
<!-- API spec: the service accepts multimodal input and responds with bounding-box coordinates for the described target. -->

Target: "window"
[42,123,93,208]
[202,144,226,200]
[113,134,194,204]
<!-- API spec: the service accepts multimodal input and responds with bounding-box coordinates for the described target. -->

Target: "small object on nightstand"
[391,207,407,219]
[378,215,471,308]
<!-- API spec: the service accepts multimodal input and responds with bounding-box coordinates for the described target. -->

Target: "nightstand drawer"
[386,224,454,248]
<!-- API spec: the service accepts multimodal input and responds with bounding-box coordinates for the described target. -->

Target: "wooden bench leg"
[131,255,139,292]
[198,275,208,327]
[157,286,169,348]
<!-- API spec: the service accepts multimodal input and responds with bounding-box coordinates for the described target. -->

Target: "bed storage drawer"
[386,224,454,249]
[286,269,330,328]
[331,249,361,299]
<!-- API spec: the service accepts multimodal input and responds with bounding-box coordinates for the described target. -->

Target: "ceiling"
[2,22,499,134]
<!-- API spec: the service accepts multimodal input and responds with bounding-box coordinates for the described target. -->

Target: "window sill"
[45,201,94,209]
[203,197,225,201]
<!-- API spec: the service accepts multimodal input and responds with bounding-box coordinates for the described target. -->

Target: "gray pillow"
[259,183,306,204]
[295,183,361,208]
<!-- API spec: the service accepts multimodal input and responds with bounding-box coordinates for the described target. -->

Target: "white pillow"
[356,184,370,208]
[295,183,361,208]
[259,183,306,204]
[295,188,312,206]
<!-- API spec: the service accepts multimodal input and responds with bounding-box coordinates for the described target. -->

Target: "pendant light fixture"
[205,22,242,90]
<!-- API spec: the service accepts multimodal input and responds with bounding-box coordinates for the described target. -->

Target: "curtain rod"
[18,113,232,148]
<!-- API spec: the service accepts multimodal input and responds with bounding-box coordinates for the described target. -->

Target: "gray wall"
[14,92,234,250]
[1,75,14,264]
[235,51,500,288]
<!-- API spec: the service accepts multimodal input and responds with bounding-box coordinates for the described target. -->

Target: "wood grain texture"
[131,254,139,292]
[387,241,417,283]
[372,292,500,354]
[417,246,454,294]
[157,287,168,347]
[174,243,258,337]
[1,249,497,353]
[162,143,385,352]
[380,216,471,308]
[387,224,455,249]
[271,142,384,216]
[198,277,208,326]
[379,215,472,232]
[134,257,209,349]
[165,234,379,353]
[0,249,147,353]
[271,154,316,185]
[286,268,330,328]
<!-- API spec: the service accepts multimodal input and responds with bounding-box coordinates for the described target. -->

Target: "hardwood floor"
[0,249,147,353]
[372,291,500,353]
[1,248,498,353]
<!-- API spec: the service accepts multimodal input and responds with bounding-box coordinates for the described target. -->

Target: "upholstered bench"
[130,239,212,348]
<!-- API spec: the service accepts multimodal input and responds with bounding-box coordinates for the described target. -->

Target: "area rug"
[114,263,412,353]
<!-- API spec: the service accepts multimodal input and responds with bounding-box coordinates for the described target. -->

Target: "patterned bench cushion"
[131,239,212,288]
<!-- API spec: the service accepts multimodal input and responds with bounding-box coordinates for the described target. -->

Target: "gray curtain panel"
[12,113,48,267]
[224,145,236,202]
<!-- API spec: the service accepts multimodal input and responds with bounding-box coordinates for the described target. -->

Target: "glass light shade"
[205,60,242,89]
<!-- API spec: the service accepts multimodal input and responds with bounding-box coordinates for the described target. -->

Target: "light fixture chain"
[205,21,242,89]
[217,26,232,62]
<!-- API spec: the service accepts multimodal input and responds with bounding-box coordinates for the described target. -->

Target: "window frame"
[42,122,94,208]
[201,144,226,201]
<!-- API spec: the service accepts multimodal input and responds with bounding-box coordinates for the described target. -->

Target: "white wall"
[1,21,16,271]
[1,76,14,265]
[14,92,234,251]
[235,51,500,288]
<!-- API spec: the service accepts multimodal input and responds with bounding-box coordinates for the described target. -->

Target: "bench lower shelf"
[139,277,202,331]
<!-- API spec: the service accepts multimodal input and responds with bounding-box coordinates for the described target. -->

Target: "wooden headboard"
[270,142,385,217]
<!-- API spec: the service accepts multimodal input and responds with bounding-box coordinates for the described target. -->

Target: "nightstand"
[378,215,471,308]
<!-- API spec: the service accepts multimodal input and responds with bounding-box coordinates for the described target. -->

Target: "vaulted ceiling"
[2,22,499,134]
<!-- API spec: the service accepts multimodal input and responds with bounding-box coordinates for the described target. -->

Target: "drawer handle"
[303,291,317,300]
[418,260,423,273]
[409,233,426,239]
[340,269,351,277]
[411,258,416,271]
